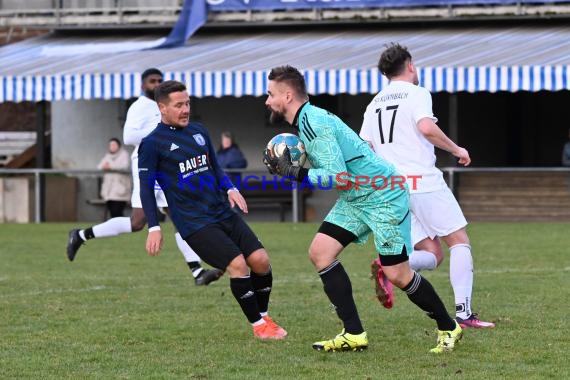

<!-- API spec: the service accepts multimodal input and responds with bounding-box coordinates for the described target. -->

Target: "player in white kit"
[360,44,494,328]
[66,68,223,286]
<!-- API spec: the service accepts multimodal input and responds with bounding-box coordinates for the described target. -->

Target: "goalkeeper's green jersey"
[293,102,406,202]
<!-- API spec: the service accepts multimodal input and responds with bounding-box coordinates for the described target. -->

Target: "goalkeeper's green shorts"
[323,190,411,256]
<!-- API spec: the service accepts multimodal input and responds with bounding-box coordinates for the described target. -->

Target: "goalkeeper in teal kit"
[263,65,462,353]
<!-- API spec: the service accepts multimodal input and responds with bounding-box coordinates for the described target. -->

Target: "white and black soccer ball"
[266,133,307,167]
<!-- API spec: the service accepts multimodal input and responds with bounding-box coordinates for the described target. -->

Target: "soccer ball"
[267,133,307,167]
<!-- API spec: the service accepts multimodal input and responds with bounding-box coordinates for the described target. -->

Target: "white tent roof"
[1,24,570,101]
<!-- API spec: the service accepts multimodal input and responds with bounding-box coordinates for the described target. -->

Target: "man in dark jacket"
[217,131,247,186]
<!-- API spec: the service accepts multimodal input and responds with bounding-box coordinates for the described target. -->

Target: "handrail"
[0,168,302,223]
[2,2,570,27]
[0,168,127,175]
[1,167,569,224]
[441,167,570,172]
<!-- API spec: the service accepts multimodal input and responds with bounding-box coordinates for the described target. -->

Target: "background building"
[1,0,570,222]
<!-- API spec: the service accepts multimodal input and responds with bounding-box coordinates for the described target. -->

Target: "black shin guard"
[250,270,272,314]
[318,261,363,334]
[230,277,261,324]
[403,272,455,331]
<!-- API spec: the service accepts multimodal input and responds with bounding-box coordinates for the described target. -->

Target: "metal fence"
[0,0,180,27]
[1,166,569,224]
[2,0,570,27]
[0,167,306,223]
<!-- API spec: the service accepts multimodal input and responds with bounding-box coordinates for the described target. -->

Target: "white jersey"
[360,80,447,193]
[122,95,167,208]
[122,95,161,158]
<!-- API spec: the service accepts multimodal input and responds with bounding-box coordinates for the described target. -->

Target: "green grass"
[0,222,568,379]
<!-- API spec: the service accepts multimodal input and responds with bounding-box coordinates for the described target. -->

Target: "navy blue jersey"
[138,121,236,238]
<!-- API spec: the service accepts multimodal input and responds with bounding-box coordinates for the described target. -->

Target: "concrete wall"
[52,99,128,169]
[49,91,570,222]
[51,99,129,222]
[191,96,285,171]
[190,96,338,222]
[0,178,30,223]
[1,0,52,9]
[0,0,177,9]
[49,96,339,222]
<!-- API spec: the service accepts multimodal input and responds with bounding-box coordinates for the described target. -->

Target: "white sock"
[409,250,438,271]
[91,217,132,238]
[175,233,202,277]
[450,243,474,319]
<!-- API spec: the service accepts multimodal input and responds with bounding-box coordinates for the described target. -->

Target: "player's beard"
[144,88,155,100]
[269,108,285,125]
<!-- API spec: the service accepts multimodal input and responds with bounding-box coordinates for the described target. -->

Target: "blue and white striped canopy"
[1,25,569,102]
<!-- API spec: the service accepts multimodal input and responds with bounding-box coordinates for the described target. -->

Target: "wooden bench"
[87,177,313,222]
[239,179,312,222]
[0,132,36,167]
[86,176,131,221]
[86,197,134,221]
[86,197,110,220]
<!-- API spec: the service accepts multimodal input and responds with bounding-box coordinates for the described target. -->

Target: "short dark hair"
[109,137,121,147]
[154,80,187,104]
[268,65,308,100]
[378,43,412,78]
[141,67,163,81]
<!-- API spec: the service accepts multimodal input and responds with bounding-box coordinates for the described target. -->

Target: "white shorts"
[130,155,168,208]
[410,187,467,246]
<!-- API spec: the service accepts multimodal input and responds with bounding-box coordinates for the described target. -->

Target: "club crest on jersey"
[193,134,206,146]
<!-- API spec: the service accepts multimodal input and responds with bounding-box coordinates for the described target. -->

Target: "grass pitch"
[0,222,568,379]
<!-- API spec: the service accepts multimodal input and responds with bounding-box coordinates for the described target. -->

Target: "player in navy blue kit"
[138,80,287,340]
[66,68,221,286]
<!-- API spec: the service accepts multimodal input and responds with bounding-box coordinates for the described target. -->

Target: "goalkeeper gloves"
[263,147,308,182]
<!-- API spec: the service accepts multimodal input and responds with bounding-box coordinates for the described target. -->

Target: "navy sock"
[230,276,261,324]
[250,269,272,314]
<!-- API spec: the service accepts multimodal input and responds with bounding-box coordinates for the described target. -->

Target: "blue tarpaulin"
[157,0,207,49]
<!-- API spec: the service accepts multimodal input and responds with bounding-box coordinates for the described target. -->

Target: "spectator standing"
[97,138,131,218]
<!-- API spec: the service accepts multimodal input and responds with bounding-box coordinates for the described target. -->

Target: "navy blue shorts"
[184,214,264,270]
